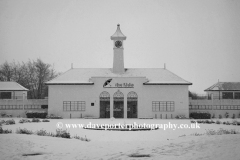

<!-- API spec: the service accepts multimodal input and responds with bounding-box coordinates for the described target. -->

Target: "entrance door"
[127,91,138,118]
[100,91,110,118]
[113,90,124,118]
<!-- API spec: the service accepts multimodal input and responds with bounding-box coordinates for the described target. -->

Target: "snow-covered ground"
[1,118,240,160]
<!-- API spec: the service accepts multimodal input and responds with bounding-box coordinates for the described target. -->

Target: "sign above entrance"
[103,79,134,88]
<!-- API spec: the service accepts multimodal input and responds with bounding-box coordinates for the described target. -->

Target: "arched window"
[113,90,124,101]
[127,91,138,118]
[99,91,110,118]
[100,91,110,101]
[127,91,138,101]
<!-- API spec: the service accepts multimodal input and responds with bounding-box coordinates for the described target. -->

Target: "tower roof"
[111,24,126,40]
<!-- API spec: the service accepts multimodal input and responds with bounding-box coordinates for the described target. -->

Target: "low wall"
[0,99,48,117]
[189,99,240,118]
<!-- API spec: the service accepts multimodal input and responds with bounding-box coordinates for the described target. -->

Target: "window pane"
[222,92,233,99]
[235,92,240,99]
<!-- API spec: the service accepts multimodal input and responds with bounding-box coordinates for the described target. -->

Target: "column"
[124,96,127,119]
[110,97,113,118]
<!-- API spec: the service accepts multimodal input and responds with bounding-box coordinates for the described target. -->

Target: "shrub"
[36,129,49,136]
[55,129,70,138]
[210,120,215,123]
[212,114,215,119]
[175,115,187,119]
[197,120,203,123]
[19,119,31,123]
[46,114,62,119]
[225,112,229,118]
[216,120,221,124]
[0,120,5,125]
[0,127,12,134]
[73,135,91,142]
[1,113,6,117]
[190,112,211,119]
[205,120,212,124]
[42,119,50,122]
[191,132,204,136]
[16,128,33,135]
[232,120,238,125]
[206,128,239,135]
[226,121,231,125]
[219,115,222,119]
[232,114,235,119]
[25,111,47,118]
[32,118,41,123]
[5,119,15,125]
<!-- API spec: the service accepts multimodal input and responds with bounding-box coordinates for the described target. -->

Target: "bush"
[219,115,222,119]
[19,119,31,123]
[205,120,212,124]
[232,120,238,125]
[232,114,235,119]
[225,112,229,118]
[25,111,47,119]
[0,120,5,125]
[197,120,203,123]
[46,114,62,119]
[42,119,50,122]
[225,121,231,125]
[73,135,91,142]
[212,114,215,119]
[32,118,41,123]
[0,127,12,134]
[216,120,221,124]
[175,115,187,119]
[5,119,15,125]
[36,129,49,136]
[206,128,239,135]
[16,128,33,135]
[210,120,215,123]
[190,112,211,119]
[55,129,70,138]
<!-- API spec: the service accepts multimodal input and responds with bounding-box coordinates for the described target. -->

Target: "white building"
[46,25,192,119]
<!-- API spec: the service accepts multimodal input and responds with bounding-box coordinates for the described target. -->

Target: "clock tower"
[111,24,126,74]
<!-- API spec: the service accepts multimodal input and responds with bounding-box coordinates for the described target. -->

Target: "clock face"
[115,41,122,48]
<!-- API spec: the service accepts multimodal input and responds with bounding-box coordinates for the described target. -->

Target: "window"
[63,101,85,111]
[235,92,240,99]
[0,105,23,110]
[152,101,174,112]
[0,92,11,99]
[41,105,48,109]
[222,92,233,99]
[91,103,94,106]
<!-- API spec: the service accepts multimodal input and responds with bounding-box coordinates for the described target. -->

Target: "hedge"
[25,111,47,118]
[190,112,211,119]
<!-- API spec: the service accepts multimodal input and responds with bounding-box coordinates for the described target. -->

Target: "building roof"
[0,82,28,91]
[46,68,192,85]
[111,24,127,40]
[205,82,240,91]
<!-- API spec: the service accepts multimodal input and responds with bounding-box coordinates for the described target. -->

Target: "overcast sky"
[0,0,240,94]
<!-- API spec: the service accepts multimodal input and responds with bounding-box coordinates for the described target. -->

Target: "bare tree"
[0,59,59,99]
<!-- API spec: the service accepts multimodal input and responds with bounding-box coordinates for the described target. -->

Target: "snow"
[1,118,240,159]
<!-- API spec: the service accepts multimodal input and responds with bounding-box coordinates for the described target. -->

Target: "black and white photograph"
[0,0,240,159]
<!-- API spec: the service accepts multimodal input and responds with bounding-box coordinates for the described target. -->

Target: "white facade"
[46,25,191,119]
